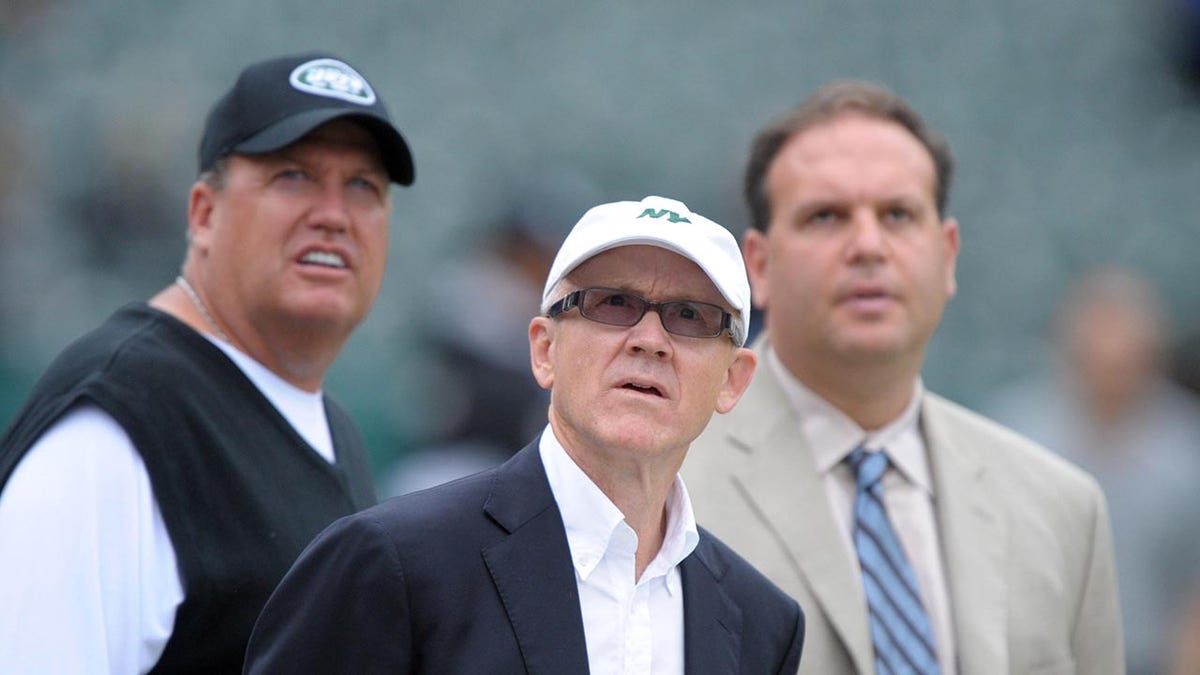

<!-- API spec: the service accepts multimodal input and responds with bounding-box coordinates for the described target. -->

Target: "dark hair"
[744,80,955,231]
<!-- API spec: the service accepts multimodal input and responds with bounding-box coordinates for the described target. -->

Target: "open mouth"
[622,382,664,397]
[300,250,347,269]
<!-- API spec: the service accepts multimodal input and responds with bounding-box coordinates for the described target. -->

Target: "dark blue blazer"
[244,443,805,674]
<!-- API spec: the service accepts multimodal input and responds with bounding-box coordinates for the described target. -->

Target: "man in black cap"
[0,52,413,673]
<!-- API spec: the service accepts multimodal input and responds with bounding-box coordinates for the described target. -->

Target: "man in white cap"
[244,196,806,674]
[0,52,413,673]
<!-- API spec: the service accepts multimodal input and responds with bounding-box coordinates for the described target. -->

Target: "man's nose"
[310,182,351,233]
[844,212,888,262]
[625,308,673,359]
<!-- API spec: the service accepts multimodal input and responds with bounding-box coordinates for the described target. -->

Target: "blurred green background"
[2,0,1199,478]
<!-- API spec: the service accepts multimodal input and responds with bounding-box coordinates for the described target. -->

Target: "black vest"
[0,304,378,673]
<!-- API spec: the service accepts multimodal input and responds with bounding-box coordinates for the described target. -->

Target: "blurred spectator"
[381,170,603,496]
[1165,0,1200,86]
[0,0,57,37]
[0,99,38,425]
[1170,586,1200,674]
[68,134,180,292]
[986,265,1200,675]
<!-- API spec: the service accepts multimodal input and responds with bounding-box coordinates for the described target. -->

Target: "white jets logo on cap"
[289,58,377,105]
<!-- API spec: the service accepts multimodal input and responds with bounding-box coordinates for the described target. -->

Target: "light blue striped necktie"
[847,446,940,675]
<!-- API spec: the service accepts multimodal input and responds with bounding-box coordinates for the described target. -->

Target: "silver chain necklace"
[175,276,230,343]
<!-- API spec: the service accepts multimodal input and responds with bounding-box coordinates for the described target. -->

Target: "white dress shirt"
[0,334,334,675]
[539,426,699,675]
[767,349,957,675]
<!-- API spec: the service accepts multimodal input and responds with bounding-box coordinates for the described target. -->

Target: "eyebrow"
[586,285,728,308]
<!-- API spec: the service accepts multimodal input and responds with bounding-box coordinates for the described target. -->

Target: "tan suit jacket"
[683,340,1123,675]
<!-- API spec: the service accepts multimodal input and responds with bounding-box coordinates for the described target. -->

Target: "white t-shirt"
[0,336,333,674]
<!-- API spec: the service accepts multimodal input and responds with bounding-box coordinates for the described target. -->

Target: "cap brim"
[232,109,415,185]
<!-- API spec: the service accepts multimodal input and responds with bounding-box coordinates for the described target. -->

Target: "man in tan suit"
[683,81,1122,674]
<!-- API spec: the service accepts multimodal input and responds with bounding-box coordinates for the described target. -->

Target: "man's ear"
[941,216,961,299]
[187,180,217,253]
[715,347,757,414]
[528,316,556,390]
[742,229,770,311]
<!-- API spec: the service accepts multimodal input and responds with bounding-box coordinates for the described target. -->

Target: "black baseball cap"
[198,52,414,185]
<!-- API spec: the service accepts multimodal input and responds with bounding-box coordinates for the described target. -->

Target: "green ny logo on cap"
[289,58,377,105]
[637,208,692,224]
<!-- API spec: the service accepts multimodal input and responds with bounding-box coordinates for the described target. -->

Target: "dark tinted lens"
[580,289,647,326]
[662,301,726,337]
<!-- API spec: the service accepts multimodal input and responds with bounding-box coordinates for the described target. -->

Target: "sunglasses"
[546,287,734,340]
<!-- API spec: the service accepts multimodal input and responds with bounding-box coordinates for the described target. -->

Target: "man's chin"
[592,423,680,459]
[277,303,365,338]
[833,332,912,362]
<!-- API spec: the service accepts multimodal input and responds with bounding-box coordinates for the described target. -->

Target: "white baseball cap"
[540,195,751,345]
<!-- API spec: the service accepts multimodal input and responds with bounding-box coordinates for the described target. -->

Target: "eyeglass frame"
[545,286,737,341]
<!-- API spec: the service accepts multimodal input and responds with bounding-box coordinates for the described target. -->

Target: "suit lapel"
[922,395,1009,674]
[680,538,741,674]
[481,444,591,675]
[725,348,875,673]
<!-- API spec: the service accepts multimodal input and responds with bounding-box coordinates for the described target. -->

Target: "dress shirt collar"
[538,425,699,590]
[765,347,934,495]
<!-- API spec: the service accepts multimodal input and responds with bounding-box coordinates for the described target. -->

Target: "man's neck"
[556,432,680,580]
[777,348,921,431]
[149,284,338,393]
